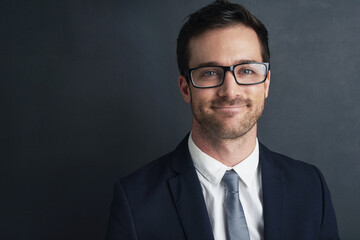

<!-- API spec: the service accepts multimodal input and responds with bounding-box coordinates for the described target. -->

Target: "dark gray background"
[1,0,359,239]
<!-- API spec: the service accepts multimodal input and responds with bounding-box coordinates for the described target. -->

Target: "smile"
[211,105,247,114]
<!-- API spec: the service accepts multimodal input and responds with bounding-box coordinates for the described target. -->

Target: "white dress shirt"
[188,134,264,240]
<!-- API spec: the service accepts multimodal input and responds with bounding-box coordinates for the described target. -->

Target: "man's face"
[179,24,270,140]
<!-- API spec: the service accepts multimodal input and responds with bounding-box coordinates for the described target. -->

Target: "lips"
[211,105,246,110]
[211,105,247,108]
[211,97,250,106]
[210,105,247,116]
[209,98,250,115]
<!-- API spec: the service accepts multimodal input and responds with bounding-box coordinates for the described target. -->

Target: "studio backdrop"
[1,0,359,239]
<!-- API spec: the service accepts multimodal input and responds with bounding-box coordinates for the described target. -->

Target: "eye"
[203,71,217,77]
[235,66,257,78]
[198,68,221,78]
[240,68,254,75]
[191,67,223,82]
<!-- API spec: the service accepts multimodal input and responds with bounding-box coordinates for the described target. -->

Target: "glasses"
[187,62,269,88]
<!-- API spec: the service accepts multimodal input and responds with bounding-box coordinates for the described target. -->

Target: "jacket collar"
[259,142,283,239]
[169,134,215,240]
[169,135,283,239]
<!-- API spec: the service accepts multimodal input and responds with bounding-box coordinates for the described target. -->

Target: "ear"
[178,75,191,103]
[264,70,270,99]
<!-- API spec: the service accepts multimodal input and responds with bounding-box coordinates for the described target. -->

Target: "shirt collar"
[188,132,260,188]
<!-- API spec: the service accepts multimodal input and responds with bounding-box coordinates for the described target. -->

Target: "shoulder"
[259,143,339,238]
[260,142,318,170]
[118,150,176,189]
[118,134,192,188]
[108,150,179,216]
[259,142,325,185]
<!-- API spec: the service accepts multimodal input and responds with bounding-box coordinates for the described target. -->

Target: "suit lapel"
[168,137,283,239]
[168,136,214,240]
[259,143,284,239]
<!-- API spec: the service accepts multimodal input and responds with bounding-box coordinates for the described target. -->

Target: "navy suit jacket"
[106,136,339,239]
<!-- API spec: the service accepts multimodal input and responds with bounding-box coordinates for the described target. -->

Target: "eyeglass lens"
[191,63,267,88]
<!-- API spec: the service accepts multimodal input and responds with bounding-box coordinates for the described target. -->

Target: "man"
[106,1,339,239]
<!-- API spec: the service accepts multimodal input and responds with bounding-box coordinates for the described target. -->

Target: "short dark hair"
[176,0,270,77]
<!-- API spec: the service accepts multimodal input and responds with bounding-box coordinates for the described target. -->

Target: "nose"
[217,70,240,98]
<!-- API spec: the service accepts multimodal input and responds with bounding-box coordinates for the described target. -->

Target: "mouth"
[209,97,251,115]
[210,105,247,114]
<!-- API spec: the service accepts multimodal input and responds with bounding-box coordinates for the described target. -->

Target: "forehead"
[188,24,262,68]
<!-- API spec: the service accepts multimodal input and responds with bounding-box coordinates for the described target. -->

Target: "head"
[177,0,270,77]
[177,0,271,140]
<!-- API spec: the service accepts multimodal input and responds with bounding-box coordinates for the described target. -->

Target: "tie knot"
[222,170,239,192]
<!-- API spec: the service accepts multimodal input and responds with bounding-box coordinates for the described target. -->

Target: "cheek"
[247,86,266,100]
[191,89,216,103]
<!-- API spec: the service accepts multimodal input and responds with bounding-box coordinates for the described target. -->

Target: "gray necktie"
[222,170,250,240]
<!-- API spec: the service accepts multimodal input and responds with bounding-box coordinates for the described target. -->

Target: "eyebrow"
[193,59,257,68]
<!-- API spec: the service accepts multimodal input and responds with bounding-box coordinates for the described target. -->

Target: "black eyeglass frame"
[185,62,270,89]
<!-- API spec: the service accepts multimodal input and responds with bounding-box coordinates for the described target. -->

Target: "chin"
[212,123,256,140]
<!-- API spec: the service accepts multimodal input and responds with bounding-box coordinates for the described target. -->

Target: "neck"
[191,122,257,167]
